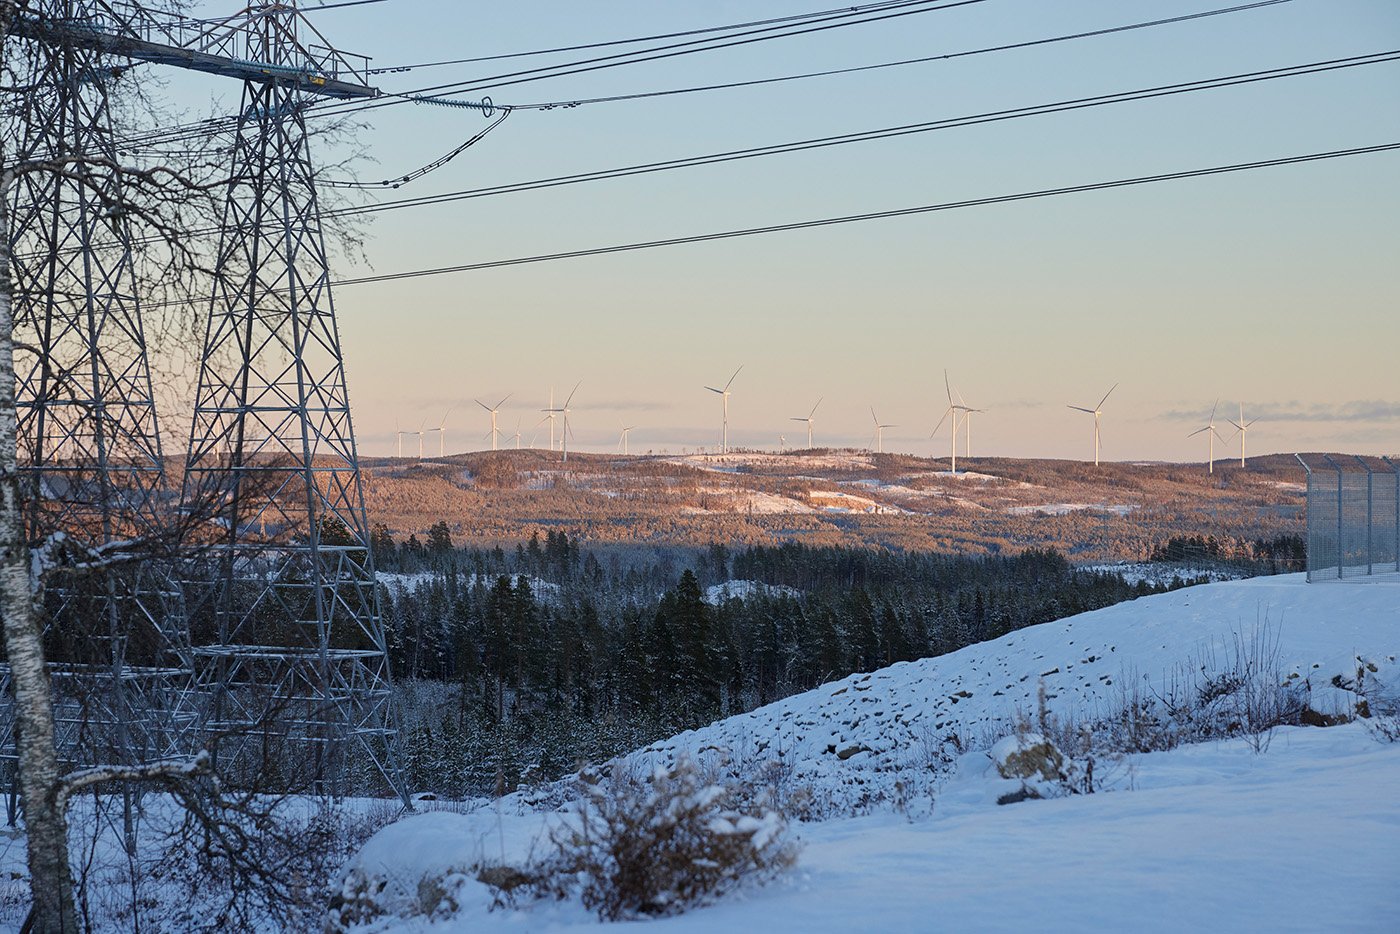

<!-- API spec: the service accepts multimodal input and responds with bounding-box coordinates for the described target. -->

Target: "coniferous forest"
[376,525,1197,799]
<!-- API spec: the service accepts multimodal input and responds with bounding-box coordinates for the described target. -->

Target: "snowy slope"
[348,575,1400,932]
[357,724,1400,932]
[525,574,1399,814]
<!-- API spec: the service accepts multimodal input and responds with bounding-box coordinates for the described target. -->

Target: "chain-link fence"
[1299,455,1400,582]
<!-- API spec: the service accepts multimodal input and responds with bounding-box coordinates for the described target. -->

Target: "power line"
[56,51,1400,255]
[366,0,944,73]
[326,52,1400,215]
[509,0,1296,111]
[113,0,1296,147]
[371,0,986,106]
[331,142,1400,287]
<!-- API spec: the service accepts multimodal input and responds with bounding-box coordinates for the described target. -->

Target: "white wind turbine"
[394,418,405,458]
[931,370,970,474]
[1189,398,1227,474]
[1067,383,1117,467]
[618,425,637,455]
[475,393,512,452]
[949,379,986,459]
[513,417,523,450]
[428,405,456,457]
[790,397,822,449]
[1226,402,1258,468]
[413,418,426,460]
[870,408,898,454]
[538,386,557,451]
[542,381,581,463]
[779,434,787,452]
[705,365,742,454]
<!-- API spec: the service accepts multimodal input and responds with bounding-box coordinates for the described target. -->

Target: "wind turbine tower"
[705,366,743,454]
[790,397,822,449]
[1067,383,1118,467]
[542,382,581,463]
[871,408,898,454]
[1226,403,1258,468]
[1189,399,1226,474]
[931,371,970,474]
[476,393,512,452]
[618,425,637,455]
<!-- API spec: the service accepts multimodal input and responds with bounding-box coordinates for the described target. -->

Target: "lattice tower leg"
[181,72,406,802]
[2,0,194,825]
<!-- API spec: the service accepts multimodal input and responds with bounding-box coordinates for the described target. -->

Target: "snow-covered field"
[350,723,1399,932]
[348,574,1400,932]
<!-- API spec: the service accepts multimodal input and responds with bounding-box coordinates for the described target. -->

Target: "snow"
[704,581,801,604]
[346,574,1400,931]
[586,575,1396,813]
[1007,502,1138,516]
[354,725,1400,932]
[1080,561,1245,586]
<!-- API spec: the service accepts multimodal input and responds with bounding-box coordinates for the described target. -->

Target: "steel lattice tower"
[2,0,193,820]
[180,7,403,799]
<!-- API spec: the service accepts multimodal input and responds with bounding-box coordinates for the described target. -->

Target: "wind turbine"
[513,417,523,450]
[413,418,426,460]
[1189,398,1227,474]
[705,365,742,454]
[790,397,822,449]
[870,408,898,454]
[618,425,637,455]
[949,380,986,459]
[542,381,581,463]
[475,393,512,452]
[1067,383,1117,467]
[779,434,787,452]
[539,386,557,451]
[428,405,456,457]
[1226,402,1258,468]
[931,371,970,474]
[394,418,405,458]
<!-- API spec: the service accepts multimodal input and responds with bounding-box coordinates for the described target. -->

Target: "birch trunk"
[0,164,81,933]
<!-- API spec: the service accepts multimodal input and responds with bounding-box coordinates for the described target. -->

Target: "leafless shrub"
[513,756,798,921]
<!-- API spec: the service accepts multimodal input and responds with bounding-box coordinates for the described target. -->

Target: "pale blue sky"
[173,0,1400,459]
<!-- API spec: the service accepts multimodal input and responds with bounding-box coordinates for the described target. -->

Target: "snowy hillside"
[343,574,1400,932]
[527,573,1397,814]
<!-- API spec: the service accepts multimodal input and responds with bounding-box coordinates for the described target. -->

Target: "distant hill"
[360,449,1314,564]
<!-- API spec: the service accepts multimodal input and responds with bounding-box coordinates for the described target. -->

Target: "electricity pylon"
[2,0,193,824]
[11,0,406,801]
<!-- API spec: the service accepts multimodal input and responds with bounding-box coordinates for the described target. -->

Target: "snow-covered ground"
[346,574,1400,931]
[350,723,1399,932]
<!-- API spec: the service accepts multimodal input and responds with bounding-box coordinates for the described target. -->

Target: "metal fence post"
[1296,454,1314,582]
[1354,456,1375,575]
[1384,456,1400,573]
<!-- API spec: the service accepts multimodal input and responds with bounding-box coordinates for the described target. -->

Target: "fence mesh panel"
[1305,459,1400,582]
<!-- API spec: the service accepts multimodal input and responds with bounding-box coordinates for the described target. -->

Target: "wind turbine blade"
[789,417,807,423]
[1209,398,1219,422]
[931,408,950,436]
[810,397,823,418]
[870,407,878,425]
[564,381,582,408]
[944,369,953,405]
[705,386,723,394]
[1067,405,1096,414]
[1188,426,1209,437]
[1246,418,1259,428]
[1098,383,1119,409]
[724,365,743,391]
[495,393,513,410]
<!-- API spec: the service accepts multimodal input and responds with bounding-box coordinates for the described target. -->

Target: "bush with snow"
[527,757,799,921]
